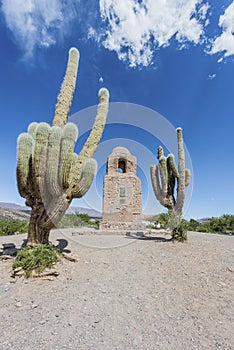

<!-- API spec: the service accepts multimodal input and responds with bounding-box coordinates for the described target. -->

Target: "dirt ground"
[0,229,233,350]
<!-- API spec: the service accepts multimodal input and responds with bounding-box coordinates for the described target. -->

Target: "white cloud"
[210,1,234,58]
[93,0,209,67]
[1,0,76,57]
[2,0,233,67]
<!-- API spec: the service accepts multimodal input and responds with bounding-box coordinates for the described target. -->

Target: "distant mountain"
[65,206,101,218]
[0,202,30,211]
[0,207,30,221]
[0,202,101,219]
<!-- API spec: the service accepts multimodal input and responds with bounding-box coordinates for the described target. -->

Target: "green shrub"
[0,219,28,236]
[172,223,188,242]
[13,245,60,278]
[167,211,188,242]
[197,215,234,234]
[58,213,99,229]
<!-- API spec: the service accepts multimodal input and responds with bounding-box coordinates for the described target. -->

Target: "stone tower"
[100,147,143,230]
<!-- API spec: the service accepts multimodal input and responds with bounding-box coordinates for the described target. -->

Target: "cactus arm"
[40,194,70,229]
[185,168,191,187]
[16,133,34,198]
[175,128,186,214]
[53,48,80,127]
[76,88,109,173]
[157,146,164,159]
[150,164,165,206]
[59,123,78,189]
[33,123,50,198]
[167,154,179,178]
[28,122,39,138]
[158,155,168,195]
[72,158,97,198]
[46,126,62,196]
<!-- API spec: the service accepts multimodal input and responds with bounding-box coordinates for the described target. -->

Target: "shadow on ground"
[125,232,173,242]
[0,238,71,257]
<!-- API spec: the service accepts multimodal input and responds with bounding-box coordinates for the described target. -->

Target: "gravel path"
[0,230,234,350]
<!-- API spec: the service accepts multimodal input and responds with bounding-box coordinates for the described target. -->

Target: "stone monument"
[100,147,143,230]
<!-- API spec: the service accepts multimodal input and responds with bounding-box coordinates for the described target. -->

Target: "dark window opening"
[118,159,126,173]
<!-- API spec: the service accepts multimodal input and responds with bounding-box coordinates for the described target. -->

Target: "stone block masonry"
[100,147,143,230]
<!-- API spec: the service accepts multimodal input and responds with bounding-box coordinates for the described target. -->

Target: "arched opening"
[118,159,126,173]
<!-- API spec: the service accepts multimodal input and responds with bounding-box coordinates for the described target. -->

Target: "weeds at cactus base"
[13,245,60,278]
[167,210,188,242]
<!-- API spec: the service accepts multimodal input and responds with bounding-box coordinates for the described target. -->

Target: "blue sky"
[0,0,234,219]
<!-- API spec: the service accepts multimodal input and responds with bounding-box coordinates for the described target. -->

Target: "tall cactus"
[150,128,191,216]
[17,48,109,246]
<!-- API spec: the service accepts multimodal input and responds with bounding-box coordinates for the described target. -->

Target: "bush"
[197,215,234,234]
[58,214,99,229]
[13,244,60,278]
[168,211,188,242]
[0,219,28,236]
[171,223,188,242]
[58,214,84,228]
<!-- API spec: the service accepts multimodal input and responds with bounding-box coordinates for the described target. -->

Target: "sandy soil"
[0,229,233,350]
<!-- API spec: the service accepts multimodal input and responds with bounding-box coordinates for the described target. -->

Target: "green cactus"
[17,48,109,246]
[150,128,191,216]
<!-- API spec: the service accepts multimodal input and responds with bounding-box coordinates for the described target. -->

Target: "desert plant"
[0,219,28,236]
[13,245,60,278]
[150,128,190,214]
[16,48,109,246]
[150,128,191,241]
[167,210,188,242]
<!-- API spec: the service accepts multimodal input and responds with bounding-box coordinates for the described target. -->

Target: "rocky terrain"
[0,229,233,350]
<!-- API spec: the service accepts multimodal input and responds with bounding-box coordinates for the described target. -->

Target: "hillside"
[0,202,101,220]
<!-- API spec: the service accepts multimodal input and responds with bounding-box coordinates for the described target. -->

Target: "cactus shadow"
[55,239,71,253]
[0,239,27,257]
[0,239,71,257]
[125,232,173,242]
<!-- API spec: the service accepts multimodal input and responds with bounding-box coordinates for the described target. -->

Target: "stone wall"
[100,147,143,230]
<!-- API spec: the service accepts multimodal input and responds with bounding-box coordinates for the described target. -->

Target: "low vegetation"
[0,214,99,236]
[58,213,100,229]
[148,213,234,235]
[0,218,28,236]
[13,244,60,278]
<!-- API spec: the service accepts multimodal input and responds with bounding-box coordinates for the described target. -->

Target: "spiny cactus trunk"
[16,47,109,246]
[150,127,190,216]
[27,206,51,246]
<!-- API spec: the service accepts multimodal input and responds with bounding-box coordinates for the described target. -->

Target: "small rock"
[15,302,22,307]
[14,267,23,273]
[32,269,59,278]
[0,255,14,261]
[217,281,226,287]
[62,252,80,262]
